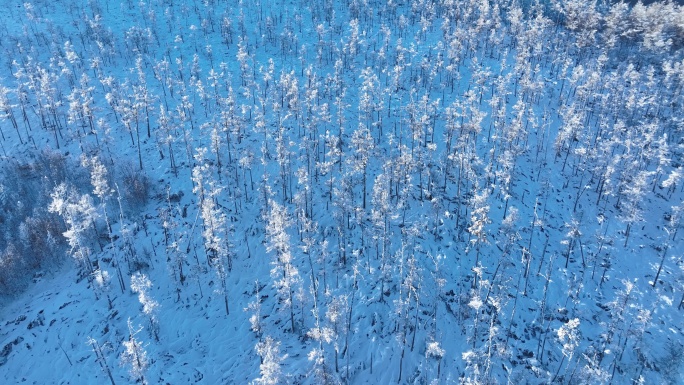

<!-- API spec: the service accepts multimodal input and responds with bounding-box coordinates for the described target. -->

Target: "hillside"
[0,0,683,384]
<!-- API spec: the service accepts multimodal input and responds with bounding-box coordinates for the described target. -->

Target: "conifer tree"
[264,199,302,333]
[468,189,490,288]
[130,272,160,341]
[87,337,117,385]
[120,318,149,385]
[253,336,287,385]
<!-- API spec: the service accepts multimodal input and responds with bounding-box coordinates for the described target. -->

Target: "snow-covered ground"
[0,0,683,384]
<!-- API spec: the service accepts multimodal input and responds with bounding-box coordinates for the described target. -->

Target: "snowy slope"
[0,0,683,384]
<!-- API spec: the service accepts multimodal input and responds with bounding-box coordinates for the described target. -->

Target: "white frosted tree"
[66,73,96,147]
[48,184,99,276]
[468,189,490,288]
[307,278,337,385]
[372,169,396,302]
[253,336,287,385]
[130,273,160,341]
[553,318,581,383]
[87,336,116,385]
[245,280,263,337]
[193,147,232,315]
[93,268,113,310]
[201,180,232,316]
[425,340,445,382]
[394,243,423,383]
[358,66,382,133]
[325,294,347,374]
[120,318,149,385]
[0,85,21,143]
[264,199,302,333]
[82,155,125,293]
[620,170,652,247]
[349,123,374,210]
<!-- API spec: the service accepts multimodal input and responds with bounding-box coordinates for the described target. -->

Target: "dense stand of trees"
[1,0,684,384]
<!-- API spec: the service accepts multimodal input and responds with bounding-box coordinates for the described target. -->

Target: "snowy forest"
[0,0,683,383]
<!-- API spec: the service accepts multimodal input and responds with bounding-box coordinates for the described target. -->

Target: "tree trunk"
[652,246,667,288]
